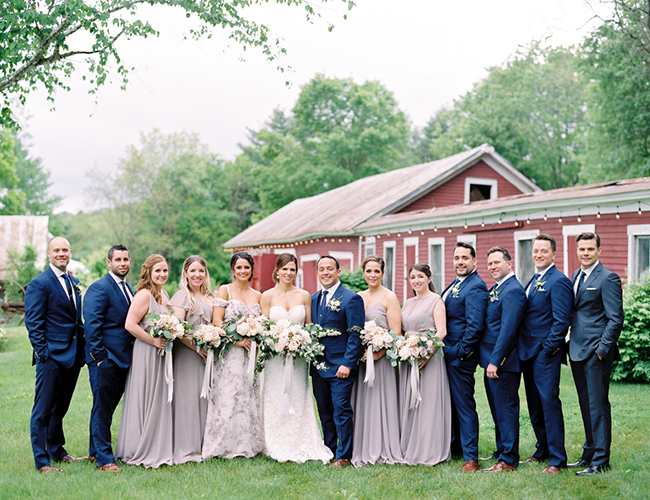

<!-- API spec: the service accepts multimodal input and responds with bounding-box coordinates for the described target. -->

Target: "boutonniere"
[489,289,500,302]
[534,279,546,292]
[327,297,341,312]
[451,283,460,297]
[73,282,82,294]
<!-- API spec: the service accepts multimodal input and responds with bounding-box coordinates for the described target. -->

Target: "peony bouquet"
[146,311,190,355]
[354,320,396,387]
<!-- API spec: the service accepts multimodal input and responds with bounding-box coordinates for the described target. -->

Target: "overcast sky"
[17,0,605,213]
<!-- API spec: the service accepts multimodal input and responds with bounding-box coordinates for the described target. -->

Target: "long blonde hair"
[178,255,214,316]
[137,254,167,305]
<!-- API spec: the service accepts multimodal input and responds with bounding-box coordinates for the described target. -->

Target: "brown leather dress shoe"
[543,465,567,475]
[330,459,350,468]
[37,465,62,475]
[98,463,121,472]
[461,460,479,472]
[482,461,517,472]
[88,456,96,464]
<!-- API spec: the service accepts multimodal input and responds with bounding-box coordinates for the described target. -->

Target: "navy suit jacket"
[83,274,134,369]
[569,263,623,362]
[25,267,84,369]
[442,270,488,364]
[479,275,526,372]
[519,265,573,361]
[310,284,365,379]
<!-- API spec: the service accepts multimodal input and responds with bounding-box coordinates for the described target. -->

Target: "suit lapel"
[48,268,76,316]
[576,264,601,302]
[107,274,130,310]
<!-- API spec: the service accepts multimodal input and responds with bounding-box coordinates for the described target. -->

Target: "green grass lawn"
[1,325,648,499]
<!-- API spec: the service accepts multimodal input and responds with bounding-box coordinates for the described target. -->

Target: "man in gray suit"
[569,232,624,476]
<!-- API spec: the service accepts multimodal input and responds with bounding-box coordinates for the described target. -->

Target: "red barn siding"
[398,160,525,213]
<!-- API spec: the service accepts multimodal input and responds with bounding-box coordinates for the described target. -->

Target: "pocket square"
[586,287,597,290]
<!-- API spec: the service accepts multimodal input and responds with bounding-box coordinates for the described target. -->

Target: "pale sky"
[17,0,604,213]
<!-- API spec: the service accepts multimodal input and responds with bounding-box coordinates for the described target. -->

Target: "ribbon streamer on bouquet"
[364,346,376,387]
[409,359,422,409]
[246,340,257,386]
[281,354,295,415]
[200,349,215,399]
[165,351,174,403]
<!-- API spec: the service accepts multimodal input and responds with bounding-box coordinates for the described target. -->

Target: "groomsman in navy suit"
[310,255,365,468]
[519,234,573,474]
[25,237,85,474]
[480,247,526,473]
[84,244,134,472]
[568,232,623,476]
[441,241,488,472]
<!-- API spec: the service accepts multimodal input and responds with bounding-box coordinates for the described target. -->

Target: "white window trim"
[464,177,498,204]
[628,224,650,281]
[273,247,296,255]
[383,240,396,292]
[456,234,477,249]
[428,237,445,293]
[562,224,596,275]
[514,229,540,279]
[300,253,320,264]
[364,236,376,258]
[330,251,354,271]
[403,237,420,302]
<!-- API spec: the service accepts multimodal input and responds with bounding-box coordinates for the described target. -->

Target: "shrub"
[612,273,650,383]
[339,269,367,293]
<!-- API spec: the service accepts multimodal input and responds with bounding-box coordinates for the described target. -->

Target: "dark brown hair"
[409,262,436,295]
[272,253,298,283]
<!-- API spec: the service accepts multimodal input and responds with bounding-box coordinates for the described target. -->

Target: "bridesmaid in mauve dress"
[352,255,404,467]
[168,255,213,464]
[202,251,264,460]
[351,255,405,466]
[399,263,452,466]
[116,254,174,468]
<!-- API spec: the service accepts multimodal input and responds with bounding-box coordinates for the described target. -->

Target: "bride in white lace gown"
[260,254,333,463]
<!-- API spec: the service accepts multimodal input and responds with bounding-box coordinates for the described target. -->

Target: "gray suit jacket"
[569,262,624,362]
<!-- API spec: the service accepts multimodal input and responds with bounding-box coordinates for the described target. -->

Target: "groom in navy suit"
[84,244,134,472]
[310,255,365,468]
[441,241,488,472]
[568,232,623,476]
[25,236,85,474]
[480,247,526,472]
[519,234,573,474]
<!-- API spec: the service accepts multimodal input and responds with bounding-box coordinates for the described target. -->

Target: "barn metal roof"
[225,144,539,247]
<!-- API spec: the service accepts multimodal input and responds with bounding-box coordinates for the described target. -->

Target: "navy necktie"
[576,271,586,294]
[64,274,76,310]
[121,281,132,304]
[320,290,328,313]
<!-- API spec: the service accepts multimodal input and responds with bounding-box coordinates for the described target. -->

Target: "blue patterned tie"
[64,274,76,310]
[121,281,132,304]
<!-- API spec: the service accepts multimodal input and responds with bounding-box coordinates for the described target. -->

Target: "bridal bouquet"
[145,311,191,402]
[222,314,270,385]
[354,320,396,387]
[146,311,190,355]
[192,324,227,398]
[387,329,444,409]
[302,323,343,371]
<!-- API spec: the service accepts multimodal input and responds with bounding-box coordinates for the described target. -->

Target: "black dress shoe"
[576,464,610,476]
[568,458,589,468]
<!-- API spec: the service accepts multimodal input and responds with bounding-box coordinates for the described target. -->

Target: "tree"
[242,75,411,216]
[0,129,25,213]
[426,43,588,190]
[579,1,650,182]
[13,133,61,214]
[0,0,355,128]
[412,110,450,164]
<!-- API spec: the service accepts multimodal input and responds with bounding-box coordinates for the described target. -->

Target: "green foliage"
[242,75,411,216]
[13,133,61,214]
[0,129,25,213]
[339,268,366,293]
[422,43,587,189]
[579,2,650,183]
[613,273,650,383]
[2,244,39,301]
[0,0,356,128]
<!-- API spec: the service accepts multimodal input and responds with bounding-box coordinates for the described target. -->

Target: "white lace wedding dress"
[261,305,333,463]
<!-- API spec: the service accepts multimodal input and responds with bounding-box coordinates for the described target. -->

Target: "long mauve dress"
[168,290,211,464]
[202,286,263,460]
[399,293,452,466]
[351,299,404,466]
[116,290,173,468]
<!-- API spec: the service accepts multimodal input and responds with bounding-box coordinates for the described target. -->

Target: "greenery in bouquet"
[353,320,395,359]
[145,311,192,355]
[386,329,444,368]
[192,324,228,361]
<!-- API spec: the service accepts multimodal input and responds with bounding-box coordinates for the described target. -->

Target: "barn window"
[464,177,498,204]
[514,230,540,286]
[628,225,650,281]
[428,237,445,293]
[383,241,396,291]
[364,236,376,257]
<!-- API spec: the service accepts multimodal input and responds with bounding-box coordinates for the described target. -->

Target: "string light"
[616,206,620,219]
[577,209,582,223]
[526,214,531,224]
[448,225,452,233]
[558,211,563,224]
[543,209,548,221]
[397,233,401,238]
[481,218,485,228]
[420,231,425,235]
[464,220,468,229]
[434,224,438,232]
[639,202,643,215]
[596,207,601,219]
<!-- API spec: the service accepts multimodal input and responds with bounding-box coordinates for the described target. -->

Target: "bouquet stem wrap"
[200,349,215,399]
[364,346,376,387]
[246,340,258,386]
[281,354,295,415]
[409,359,422,409]
[165,352,174,403]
